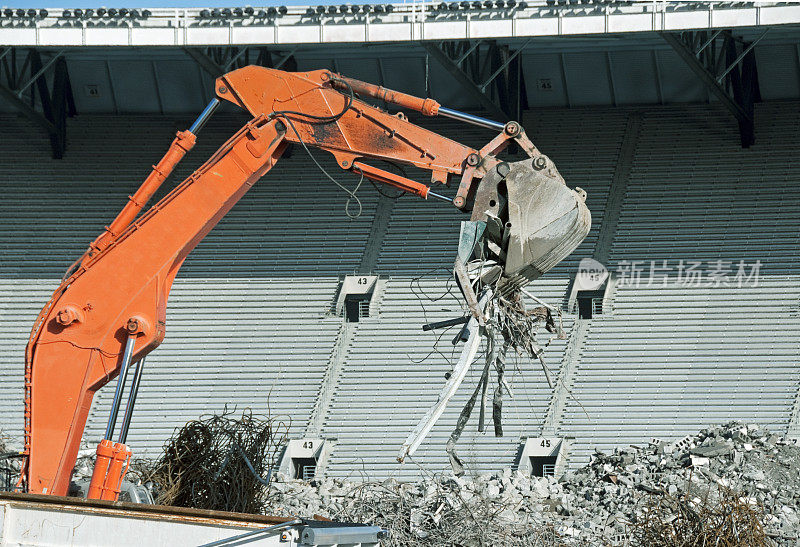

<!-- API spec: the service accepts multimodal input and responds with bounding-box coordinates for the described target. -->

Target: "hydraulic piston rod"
[329,74,505,132]
[104,335,136,440]
[190,98,221,134]
[118,356,145,444]
[438,107,506,132]
[89,99,220,255]
[87,335,138,501]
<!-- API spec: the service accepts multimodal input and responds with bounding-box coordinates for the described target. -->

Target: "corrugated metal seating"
[563,282,800,467]
[323,278,573,479]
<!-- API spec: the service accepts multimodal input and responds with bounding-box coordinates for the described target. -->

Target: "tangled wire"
[132,408,289,514]
[497,293,560,350]
[400,250,570,473]
[496,291,563,387]
[0,432,21,492]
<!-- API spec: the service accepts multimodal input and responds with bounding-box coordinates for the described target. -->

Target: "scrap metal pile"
[268,471,563,546]
[424,274,565,476]
[399,157,589,469]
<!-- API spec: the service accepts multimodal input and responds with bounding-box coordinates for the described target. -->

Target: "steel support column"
[0,81,55,134]
[0,48,74,158]
[186,46,297,77]
[662,29,764,147]
[183,47,226,78]
[423,42,507,121]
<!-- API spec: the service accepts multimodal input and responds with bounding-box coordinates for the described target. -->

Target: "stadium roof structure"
[0,1,798,47]
[0,1,798,152]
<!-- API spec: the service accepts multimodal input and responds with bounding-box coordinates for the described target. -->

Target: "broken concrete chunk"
[691,442,733,458]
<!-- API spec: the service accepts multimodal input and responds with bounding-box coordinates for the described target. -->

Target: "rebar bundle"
[132,408,288,513]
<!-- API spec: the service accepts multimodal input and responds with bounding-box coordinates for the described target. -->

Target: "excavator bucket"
[469,156,591,296]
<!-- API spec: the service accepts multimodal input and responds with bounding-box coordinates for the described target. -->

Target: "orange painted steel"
[100,442,132,500]
[23,66,497,496]
[331,76,440,116]
[215,68,476,186]
[24,117,287,496]
[86,439,113,499]
[351,161,432,199]
[91,131,197,254]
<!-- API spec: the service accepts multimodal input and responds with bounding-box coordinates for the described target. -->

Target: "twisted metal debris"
[400,219,565,472]
[334,478,565,546]
[131,408,288,513]
[445,290,564,475]
[0,432,22,491]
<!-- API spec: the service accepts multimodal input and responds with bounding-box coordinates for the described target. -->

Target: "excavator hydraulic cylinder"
[88,99,223,254]
[189,98,221,134]
[90,130,197,253]
[86,335,137,501]
[331,76,440,116]
[87,439,131,500]
[330,74,505,131]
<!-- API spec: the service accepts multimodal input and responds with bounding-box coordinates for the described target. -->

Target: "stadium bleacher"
[0,98,798,479]
[562,101,800,467]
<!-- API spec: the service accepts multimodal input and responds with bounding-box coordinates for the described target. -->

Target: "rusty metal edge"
[0,491,292,528]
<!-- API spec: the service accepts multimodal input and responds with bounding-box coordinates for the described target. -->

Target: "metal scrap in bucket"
[399,155,589,472]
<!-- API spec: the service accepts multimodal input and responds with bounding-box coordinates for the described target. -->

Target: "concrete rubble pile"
[263,422,800,545]
[266,468,562,546]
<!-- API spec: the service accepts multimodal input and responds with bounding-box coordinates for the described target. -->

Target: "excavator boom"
[22,66,590,496]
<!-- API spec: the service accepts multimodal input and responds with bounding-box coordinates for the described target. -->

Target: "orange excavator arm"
[22,66,539,496]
